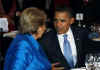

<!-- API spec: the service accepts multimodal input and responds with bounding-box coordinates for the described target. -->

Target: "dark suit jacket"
[39,26,89,70]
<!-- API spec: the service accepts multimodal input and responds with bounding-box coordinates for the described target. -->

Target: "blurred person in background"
[0,0,16,31]
[0,0,16,18]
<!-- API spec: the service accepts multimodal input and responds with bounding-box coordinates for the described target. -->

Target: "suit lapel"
[54,32,71,68]
[71,27,82,67]
[52,33,64,58]
[55,35,64,57]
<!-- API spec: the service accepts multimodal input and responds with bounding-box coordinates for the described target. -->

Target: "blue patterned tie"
[63,34,74,68]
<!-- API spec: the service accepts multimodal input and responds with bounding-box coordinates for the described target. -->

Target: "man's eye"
[53,19,57,22]
[60,19,66,22]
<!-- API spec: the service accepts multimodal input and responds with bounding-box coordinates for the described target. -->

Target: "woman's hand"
[52,62,65,70]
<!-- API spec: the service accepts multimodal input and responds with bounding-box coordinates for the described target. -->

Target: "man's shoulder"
[42,28,56,38]
[38,28,57,44]
[71,26,89,34]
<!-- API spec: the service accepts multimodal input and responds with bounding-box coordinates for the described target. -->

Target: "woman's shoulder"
[8,36,32,54]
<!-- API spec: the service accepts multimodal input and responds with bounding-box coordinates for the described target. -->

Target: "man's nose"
[56,20,63,25]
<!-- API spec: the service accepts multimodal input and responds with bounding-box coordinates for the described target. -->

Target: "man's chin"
[57,31,66,34]
[56,28,68,34]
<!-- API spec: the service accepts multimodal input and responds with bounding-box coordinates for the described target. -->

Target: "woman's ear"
[37,25,46,34]
[37,26,42,33]
[36,25,46,38]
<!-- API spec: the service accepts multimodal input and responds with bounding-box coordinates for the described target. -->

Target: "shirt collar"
[57,27,72,38]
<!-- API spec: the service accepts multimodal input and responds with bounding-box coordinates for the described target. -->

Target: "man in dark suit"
[39,6,89,70]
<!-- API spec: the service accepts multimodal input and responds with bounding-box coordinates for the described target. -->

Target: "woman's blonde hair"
[19,7,46,34]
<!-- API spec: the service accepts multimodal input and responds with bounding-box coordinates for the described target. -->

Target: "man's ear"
[70,17,75,24]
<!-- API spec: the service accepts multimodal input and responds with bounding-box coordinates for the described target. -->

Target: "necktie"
[63,34,74,68]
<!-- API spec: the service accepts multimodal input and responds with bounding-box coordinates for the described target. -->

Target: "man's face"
[54,11,74,34]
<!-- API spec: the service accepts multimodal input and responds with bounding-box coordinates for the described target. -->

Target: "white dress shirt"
[57,28,77,66]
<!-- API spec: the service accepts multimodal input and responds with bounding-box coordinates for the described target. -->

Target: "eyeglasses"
[53,18,67,23]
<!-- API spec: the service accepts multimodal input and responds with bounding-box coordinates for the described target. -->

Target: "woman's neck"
[32,33,40,40]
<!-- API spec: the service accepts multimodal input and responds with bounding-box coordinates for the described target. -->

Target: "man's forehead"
[55,11,69,14]
[54,12,70,18]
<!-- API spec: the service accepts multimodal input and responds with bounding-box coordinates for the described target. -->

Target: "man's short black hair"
[54,5,74,18]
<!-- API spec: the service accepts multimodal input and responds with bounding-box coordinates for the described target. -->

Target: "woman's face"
[37,25,46,38]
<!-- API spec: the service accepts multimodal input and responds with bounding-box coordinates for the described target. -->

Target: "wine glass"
[94,53,100,70]
[85,53,95,70]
